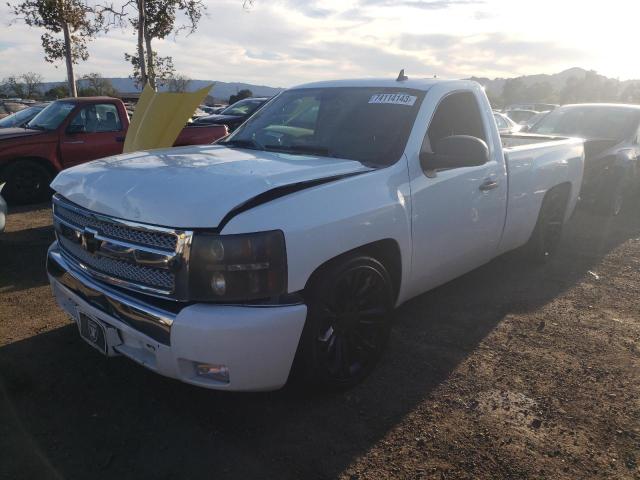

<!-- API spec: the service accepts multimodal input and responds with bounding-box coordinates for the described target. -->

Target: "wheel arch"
[0,156,59,179]
[303,238,403,303]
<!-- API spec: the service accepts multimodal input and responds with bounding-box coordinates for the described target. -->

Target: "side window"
[424,91,487,151]
[69,103,122,133]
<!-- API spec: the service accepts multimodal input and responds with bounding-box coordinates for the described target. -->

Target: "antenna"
[396,69,408,81]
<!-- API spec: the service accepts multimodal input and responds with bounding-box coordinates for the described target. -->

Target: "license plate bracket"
[78,312,108,355]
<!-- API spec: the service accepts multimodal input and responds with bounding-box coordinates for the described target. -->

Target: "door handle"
[63,140,85,144]
[115,136,125,143]
[479,179,499,191]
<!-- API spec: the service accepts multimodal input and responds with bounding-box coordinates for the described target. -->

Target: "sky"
[0,0,638,87]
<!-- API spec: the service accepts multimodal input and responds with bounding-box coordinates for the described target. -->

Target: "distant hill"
[469,67,638,97]
[40,78,285,102]
[37,68,640,104]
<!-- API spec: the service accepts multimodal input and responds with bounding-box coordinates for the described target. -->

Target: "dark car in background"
[494,112,521,134]
[0,105,47,128]
[193,97,269,131]
[529,103,640,215]
[506,108,539,125]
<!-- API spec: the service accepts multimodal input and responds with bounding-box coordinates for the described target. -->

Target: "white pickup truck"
[47,77,584,391]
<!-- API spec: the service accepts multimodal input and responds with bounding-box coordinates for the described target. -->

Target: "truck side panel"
[498,138,584,254]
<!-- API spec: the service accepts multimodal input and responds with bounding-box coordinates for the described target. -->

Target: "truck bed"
[501,133,573,149]
[498,133,585,255]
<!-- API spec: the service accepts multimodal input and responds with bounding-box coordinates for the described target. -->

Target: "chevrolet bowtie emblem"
[80,228,100,254]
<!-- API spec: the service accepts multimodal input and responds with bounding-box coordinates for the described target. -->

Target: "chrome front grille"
[54,201,178,251]
[58,235,175,290]
[52,195,192,299]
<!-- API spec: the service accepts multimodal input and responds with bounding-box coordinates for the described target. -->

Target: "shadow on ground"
[1,207,638,480]
[0,225,54,292]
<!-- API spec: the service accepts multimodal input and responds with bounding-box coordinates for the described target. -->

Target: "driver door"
[60,103,126,168]
[409,90,507,294]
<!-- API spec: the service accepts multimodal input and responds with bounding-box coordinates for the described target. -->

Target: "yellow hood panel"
[123,84,212,153]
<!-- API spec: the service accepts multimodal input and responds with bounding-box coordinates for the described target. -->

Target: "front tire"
[299,255,394,390]
[1,160,53,205]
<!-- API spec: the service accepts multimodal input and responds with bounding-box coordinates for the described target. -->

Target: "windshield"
[223,87,425,166]
[221,99,264,116]
[0,106,43,128]
[530,106,640,141]
[27,101,76,130]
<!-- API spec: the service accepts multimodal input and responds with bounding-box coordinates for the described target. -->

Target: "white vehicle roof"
[291,77,479,92]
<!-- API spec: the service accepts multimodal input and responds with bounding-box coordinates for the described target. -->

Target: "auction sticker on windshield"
[368,93,417,106]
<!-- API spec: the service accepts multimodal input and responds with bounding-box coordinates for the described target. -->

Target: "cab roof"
[291,77,478,92]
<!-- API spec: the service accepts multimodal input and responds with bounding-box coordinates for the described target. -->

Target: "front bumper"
[47,244,307,391]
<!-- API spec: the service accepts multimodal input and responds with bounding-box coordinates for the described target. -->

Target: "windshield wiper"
[220,138,263,150]
[25,124,46,131]
[264,144,333,156]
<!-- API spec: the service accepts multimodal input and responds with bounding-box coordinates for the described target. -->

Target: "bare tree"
[21,72,44,98]
[9,0,100,97]
[1,72,43,98]
[1,76,25,98]
[79,73,119,96]
[167,74,191,93]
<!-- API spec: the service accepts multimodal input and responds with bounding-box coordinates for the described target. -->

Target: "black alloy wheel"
[605,180,625,217]
[301,255,394,389]
[526,188,567,263]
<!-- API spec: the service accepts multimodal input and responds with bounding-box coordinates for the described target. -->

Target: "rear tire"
[1,160,53,205]
[524,187,568,264]
[297,255,394,390]
[600,177,626,217]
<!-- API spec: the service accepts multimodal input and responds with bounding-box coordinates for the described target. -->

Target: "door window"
[425,91,487,151]
[69,104,122,133]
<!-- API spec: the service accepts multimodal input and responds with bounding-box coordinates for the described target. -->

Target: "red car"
[0,97,228,204]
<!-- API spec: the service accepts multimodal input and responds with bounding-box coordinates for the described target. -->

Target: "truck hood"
[0,127,43,141]
[51,144,370,229]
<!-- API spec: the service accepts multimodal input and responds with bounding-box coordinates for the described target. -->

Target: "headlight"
[188,230,287,301]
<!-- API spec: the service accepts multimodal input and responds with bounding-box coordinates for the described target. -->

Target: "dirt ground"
[0,202,639,480]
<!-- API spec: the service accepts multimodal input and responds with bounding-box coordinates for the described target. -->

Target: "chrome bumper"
[47,245,176,345]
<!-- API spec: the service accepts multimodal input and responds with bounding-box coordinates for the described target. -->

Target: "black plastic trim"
[216,170,371,231]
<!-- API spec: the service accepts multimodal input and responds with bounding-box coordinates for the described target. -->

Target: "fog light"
[210,272,226,295]
[195,363,230,383]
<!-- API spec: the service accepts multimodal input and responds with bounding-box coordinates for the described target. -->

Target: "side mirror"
[67,124,86,134]
[420,135,489,171]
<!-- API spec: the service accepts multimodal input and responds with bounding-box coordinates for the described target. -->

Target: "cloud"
[0,0,624,86]
[359,0,484,9]
[282,0,334,18]
[396,32,585,78]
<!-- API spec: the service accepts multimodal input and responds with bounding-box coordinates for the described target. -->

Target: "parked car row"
[0,96,229,204]
[0,104,48,128]
[193,97,269,131]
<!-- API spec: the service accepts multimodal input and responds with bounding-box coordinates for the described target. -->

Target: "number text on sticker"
[368,93,417,106]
